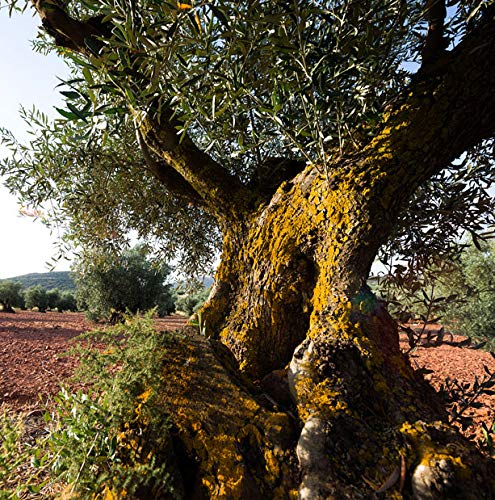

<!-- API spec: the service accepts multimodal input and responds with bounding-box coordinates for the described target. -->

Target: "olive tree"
[0,281,24,312]
[1,0,495,496]
[74,245,175,321]
[46,288,61,310]
[24,285,48,312]
[56,290,78,312]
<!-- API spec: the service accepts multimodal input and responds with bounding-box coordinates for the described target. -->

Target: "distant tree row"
[2,271,75,292]
[0,281,77,313]
[0,245,210,322]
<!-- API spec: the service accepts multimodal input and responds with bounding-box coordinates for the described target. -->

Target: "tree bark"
[194,160,495,498]
[0,301,15,313]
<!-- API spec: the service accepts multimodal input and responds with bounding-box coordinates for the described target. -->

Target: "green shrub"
[74,245,175,322]
[0,313,180,498]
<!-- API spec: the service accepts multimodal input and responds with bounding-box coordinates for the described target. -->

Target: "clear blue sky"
[0,7,71,279]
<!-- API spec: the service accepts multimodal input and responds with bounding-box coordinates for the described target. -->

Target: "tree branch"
[421,0,448,67]
[366,9,495,218]
[30,1,256,223]
[31,0,109,55]
[135,110,255,222]
[136,129,205,208]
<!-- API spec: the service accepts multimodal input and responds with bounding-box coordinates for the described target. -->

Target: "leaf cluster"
[439,364,495,435]
[0,107,220,276]
[79,0,420,166]
[378,140,495,284]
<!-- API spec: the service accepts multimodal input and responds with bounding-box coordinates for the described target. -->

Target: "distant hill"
[2,271,75,291]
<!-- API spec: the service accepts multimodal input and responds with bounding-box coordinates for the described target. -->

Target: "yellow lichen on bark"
[400,421,470,475]
[157,332,297,498]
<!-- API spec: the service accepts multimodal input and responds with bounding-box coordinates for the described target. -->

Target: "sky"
[0,7,71,279]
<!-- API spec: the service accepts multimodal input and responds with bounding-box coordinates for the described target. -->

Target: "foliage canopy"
[24,285,48,312]
[0,0,494,275]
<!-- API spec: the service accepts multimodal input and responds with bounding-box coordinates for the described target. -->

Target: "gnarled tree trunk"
[188,166,494,499]
[164,24,495,495]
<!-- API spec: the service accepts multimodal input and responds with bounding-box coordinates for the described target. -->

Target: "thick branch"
[136,129,205,208]
[368,10,495,216]
[421,0,448,67]
[136,111,255,222]
[31,2,256,223]
[31,0,109,55]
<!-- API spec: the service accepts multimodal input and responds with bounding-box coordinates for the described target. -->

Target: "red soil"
[400,325,495,444]
[1,311,494,448]
[0,311,187,411]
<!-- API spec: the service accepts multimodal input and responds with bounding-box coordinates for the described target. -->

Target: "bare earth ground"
[400,324,495,443]
[0,311,494,446]
[0,311,187,412]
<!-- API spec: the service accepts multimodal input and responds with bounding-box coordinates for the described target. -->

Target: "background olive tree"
[0,281,24,312]
[438,241,495,344]
[24,285,48,312]
[74,244,175,322]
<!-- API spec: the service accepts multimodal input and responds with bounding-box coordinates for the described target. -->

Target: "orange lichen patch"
[293,368,353,422]
[137,387,152,403]
[101,486,124,499]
